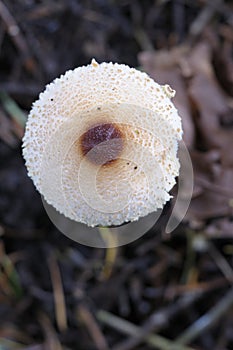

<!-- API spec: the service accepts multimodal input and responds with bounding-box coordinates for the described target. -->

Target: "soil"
[0,1,233,349]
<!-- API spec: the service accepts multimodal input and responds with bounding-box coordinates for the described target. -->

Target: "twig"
[112,293,202,350]
[0,0,37,73]
[176,286,233,345]
[97,310,195,350]
[0,92,27,128]
[208,242,233,283]
[0,338,24,349]
[25,2,65,20]
[189,0,223,39]
[195,176,233,198]
[0,107,18,146]
[134,27,154,51]
[166,276,228,295]
[48,252,67,332]
[38,312,63,350]
[0,241,23,299]
[78,304,109,350]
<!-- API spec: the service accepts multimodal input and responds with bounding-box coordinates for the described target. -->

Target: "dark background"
[0,1,233,349]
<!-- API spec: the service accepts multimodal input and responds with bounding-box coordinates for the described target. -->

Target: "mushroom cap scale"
[22,59,182,227]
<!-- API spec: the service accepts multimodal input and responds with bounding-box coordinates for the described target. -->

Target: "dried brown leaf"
[139,49,195,148]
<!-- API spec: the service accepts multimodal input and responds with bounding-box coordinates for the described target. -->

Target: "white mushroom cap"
[22,59,182,227]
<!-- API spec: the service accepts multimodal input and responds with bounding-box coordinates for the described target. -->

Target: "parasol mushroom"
[22,59,182,227]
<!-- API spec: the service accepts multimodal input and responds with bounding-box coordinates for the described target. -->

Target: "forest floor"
[0,1,233,349]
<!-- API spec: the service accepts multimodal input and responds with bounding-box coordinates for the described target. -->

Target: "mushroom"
[22,59,182,227]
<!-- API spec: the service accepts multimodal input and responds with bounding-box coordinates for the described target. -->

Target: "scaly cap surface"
[22,59,182,226]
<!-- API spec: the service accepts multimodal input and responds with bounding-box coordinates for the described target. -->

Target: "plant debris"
[0,1,233,349]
